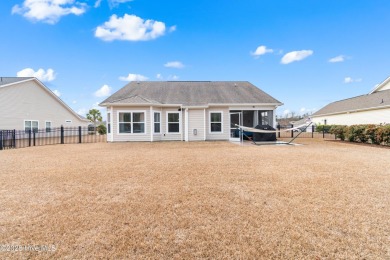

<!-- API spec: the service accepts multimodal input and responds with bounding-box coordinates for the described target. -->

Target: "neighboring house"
[99,81,283,142]
[312,76,390,125]
[0,77,90,131]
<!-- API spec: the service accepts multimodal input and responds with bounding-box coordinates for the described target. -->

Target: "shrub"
[329,125,347,141]
[316,124,332,133]
[97,124,107,135]
[364,124,379,144]
[347,125,368,143]
[382,125,390,145]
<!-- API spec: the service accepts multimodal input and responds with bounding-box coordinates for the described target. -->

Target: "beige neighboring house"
[99,81,283,142]
[0,77,90,131]
[311,76,390,125]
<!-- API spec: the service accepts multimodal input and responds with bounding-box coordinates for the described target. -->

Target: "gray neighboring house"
[0,77,90,131]
[312,76,390,125]
[99,81,283,142]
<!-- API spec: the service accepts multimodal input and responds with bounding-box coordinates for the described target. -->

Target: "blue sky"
[1,0,390,118]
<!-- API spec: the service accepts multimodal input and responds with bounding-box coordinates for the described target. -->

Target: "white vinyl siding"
[188,109,205,141]
[206,108,230,140]
[0,80,89,130]
[312,107,390,126]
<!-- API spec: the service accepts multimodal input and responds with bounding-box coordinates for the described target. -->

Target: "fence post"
[28,130,31,147]
[277,124,281,138]
[61,126,64,144]
[13,130,16,148]
[291,124,294,138]
[323,128,325,138]
[0,130,3,150]
[312,125,314,138]
[79,126,82,143]
[33,130,36,146]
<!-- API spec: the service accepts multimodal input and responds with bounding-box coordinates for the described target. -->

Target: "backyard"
[0,140,389,259]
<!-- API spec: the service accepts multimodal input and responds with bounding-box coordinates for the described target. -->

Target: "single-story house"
[311,76,390,125]
[99,81,283,142]
[0,77,90,131]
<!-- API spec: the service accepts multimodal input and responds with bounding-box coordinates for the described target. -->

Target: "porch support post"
[150,106,153,142]
[185,108,189,142]
[110,106,114,142]
[204,109,206,141]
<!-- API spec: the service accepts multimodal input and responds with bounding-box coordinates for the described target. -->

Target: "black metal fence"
[277,124,336,139]
[0,126,106,150]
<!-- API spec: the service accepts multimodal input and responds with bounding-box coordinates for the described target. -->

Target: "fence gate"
[0,130,16,150]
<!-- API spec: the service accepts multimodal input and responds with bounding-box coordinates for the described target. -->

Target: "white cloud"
[344,77,362,84]
[156,73,163,80]
[94,0,102,8]
[329,55,345,63]
[164,61,184,69]
[72,100,77,104]
[119,73,149,81]
[94,84,112,97]
[283,109,290,116]
[251,45,273,57]
[169,25,177,32]
[12,0,87,24]
[16,68,56,82]
[52,89,61,97]
[95,14,175,41]
[281,50,313,64]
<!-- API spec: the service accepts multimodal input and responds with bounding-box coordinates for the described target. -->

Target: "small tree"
[86,109,102,134]
[97,124,107,135]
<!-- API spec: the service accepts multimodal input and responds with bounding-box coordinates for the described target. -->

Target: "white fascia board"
[312,104,390,118]
[369,76,390,94]
[0,78,35,88]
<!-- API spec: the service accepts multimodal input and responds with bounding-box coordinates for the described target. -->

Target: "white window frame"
[209,111,223,134]
[65,120,72,123]
[45,121,52,133]
[117,110,147,135]
[24,120,39,133]
[166,111,181,134]
[153,111,161,134]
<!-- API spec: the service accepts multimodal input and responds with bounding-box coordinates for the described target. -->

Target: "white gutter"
[312,104,390,118]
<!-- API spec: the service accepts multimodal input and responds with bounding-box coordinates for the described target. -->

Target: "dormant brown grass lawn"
[1,139,389,259]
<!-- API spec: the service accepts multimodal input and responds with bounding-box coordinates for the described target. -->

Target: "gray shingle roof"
[100,81,282,106]
[312,89,390,116]
[0,77,33,86]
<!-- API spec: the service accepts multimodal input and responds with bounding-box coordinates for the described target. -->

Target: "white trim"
[116,110,147,135]
[209,111,224,134]
[185,108,189,142]
[150,106,153,142]
[369,76,390,94]
[166,111,181,134]
[45,121,52,132]
[110,107,114,142]
[100,102,283,108]
[153,111,162,134]
[203,109,206,141]
[24,120,39,131]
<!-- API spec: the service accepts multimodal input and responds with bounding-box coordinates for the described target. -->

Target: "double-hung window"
[118,112,145,134]
[25,120,38,133]
[167,112,180,133]
[133,112,145,133]
[45,121,52,133]
[119,113,132,133]
[210,112,222,133]
[154,112,161,133]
